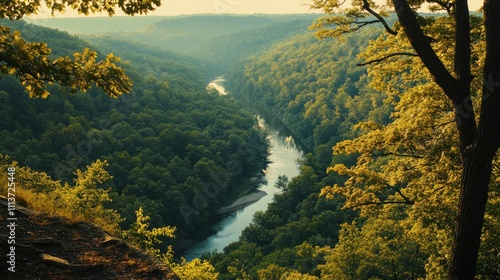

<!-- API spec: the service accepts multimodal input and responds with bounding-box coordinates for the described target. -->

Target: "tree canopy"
[0,14,268,252]
[0,0,160,98]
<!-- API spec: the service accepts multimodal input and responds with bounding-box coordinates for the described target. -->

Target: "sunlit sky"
[158,0,314,15]
[35,0,483,18]
[156,0,483,15]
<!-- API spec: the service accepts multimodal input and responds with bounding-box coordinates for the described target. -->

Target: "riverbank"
[175,190,268,255]
[214,190,267,215]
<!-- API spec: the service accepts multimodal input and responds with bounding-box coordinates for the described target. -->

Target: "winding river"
[182,79,303,260]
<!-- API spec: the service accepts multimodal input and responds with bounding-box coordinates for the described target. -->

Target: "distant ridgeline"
[27,14,320,75]
[0,19,268,245]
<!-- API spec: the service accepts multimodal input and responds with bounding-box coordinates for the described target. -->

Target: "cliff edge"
[0,197,178,280]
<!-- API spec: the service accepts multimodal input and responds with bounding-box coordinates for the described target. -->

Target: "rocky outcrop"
[0,197,179,280]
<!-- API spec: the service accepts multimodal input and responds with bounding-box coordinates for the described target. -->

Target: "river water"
[182,79,303,260]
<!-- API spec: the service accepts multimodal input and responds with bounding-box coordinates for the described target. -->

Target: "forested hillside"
[226,27,391,153]
[0,19,267,247]
[206,26,395,279]
[30,14,319,75]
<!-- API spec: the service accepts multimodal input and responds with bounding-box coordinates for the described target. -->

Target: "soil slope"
[0,197,178,280]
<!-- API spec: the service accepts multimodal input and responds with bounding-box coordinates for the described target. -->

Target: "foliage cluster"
[0,21,131,98]
[0,155,122,234]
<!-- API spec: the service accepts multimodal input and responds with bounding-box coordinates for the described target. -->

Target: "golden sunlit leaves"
[171,258,219,280]
[0,26,132,98]
[0,0,154,98]
[309,0,394,40]
[317,11,500,277]
[121,207,176,256]
[0,156,123,234]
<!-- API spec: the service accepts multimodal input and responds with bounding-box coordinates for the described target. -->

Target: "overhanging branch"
[357,52,418,66]
[346,200,414,209]
[361,0,398,35]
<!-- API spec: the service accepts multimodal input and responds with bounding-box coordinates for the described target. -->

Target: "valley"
[1,5,498,279]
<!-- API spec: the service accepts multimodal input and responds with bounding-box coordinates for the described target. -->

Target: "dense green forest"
[205,26,395,279]
[0,19,268,246]
[2,8,500,280]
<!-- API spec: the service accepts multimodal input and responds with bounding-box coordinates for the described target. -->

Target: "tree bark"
[450,0,500,278]
[451,148,494,279]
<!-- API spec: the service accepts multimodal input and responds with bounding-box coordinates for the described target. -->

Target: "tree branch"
[357,52,418,66]
[346,200,414,209]
[351,20,380,33]
[454,0,472,88]
[388,184,414,205]
[392,0,477,153]
[431,0,453,14]
[318,19,380,35]
[361,0,398,35]
[370,151,424,159]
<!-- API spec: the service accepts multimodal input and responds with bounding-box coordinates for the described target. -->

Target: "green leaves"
[0,26,132,98]
[309,0,394,40]
[0,0,158,98]
[121,207,176,256]
[1,0,161,20]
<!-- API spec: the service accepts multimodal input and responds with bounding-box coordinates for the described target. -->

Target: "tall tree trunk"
[451,150,493,279]
[450,1,500,278]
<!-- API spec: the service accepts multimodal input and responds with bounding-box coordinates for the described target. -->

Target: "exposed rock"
[0,234,44,254]
[0,197,33,216]
[41,253,98,271]
[99,235,125,247]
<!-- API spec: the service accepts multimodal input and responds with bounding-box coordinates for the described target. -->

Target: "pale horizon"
[29,0,482,19]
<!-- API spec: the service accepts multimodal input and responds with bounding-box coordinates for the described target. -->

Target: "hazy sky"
[157,0,482,15]
[40,0,314,17]
[36,0,483,18]
[157,0,313,15]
